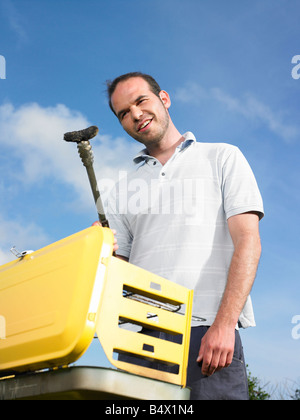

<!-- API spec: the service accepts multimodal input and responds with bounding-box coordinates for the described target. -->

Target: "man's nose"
[131,106,143,121]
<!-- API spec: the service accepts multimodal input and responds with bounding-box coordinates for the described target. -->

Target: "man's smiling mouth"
[138,118,153,132]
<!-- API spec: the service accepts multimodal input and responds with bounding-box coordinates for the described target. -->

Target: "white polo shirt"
[106,132,264,328]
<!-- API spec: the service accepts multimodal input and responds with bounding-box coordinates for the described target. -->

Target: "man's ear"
[159,90,171,109]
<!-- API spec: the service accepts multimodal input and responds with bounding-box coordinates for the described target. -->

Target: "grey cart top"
[0,366,191,400]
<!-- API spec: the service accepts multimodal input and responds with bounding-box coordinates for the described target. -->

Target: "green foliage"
[291,389,300,400]
[247,365,271,400]
[247,365,300,400]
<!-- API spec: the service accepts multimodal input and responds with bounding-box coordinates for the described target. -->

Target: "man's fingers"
[92,222,119,252]
[197,347,213,376]
[225,351,234,368]
[214,351,232,372]
[197,347,233,376]
[207,352,221,376]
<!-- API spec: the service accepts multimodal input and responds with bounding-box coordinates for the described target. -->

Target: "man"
[100,72,264,400]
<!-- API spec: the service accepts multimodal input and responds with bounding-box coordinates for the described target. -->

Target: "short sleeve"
[221,146,264,220]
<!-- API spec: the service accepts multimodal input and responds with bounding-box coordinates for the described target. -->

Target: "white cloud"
[0,102,89,185]
[174,83,299,143]
[0,101,139,198]
[0,214,49,265]
[212,88,299,143]
[0,0,28,45]
[0,101,140,264]
[173,82,207,105]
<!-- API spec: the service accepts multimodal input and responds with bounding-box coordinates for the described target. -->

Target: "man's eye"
[137,98,147,105]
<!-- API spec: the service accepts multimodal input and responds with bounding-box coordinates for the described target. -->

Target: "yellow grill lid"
[0,226,193,388]
[0,226,114,374]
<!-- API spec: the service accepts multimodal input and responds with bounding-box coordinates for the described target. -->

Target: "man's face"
[111,77,170,147]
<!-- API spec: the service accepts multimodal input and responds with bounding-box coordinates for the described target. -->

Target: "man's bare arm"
[197,212,262,376]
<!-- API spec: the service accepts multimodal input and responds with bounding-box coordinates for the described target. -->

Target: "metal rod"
[77,141,109,227]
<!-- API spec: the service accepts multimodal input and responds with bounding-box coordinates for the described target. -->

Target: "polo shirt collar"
[133,131,196,164]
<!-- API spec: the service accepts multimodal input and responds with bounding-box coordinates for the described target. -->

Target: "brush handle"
[77,141,109,227]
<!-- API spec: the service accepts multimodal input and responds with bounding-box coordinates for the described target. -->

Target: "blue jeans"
[187,326,249,400]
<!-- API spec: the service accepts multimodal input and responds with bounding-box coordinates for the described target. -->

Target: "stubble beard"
[129,108,170,149]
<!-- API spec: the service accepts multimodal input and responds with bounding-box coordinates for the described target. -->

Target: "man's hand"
[197,324,235,376]
[92,221,119,253]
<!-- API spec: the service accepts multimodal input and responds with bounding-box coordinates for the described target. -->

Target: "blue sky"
[0,0,299,396]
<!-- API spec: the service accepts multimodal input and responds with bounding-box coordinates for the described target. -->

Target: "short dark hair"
[106,72,162,115]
